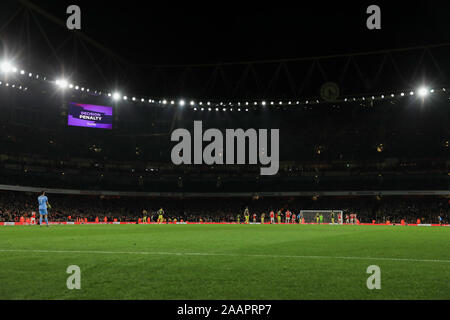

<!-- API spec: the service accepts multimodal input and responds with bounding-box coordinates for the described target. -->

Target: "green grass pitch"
[0,224,449,300]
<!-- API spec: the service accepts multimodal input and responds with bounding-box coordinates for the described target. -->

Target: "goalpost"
[299,210,344,224]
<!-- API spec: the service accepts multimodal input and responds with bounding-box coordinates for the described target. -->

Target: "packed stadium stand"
[0,84,448,193]
[0,190,448,224]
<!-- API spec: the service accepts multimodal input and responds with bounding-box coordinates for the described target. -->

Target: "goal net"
[299,210,343,224]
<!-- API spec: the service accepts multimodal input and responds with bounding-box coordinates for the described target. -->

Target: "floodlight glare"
[55,79,68,89]
[418,87,429,97]
[179,100,185,106]
[112,92,121,100]
[0,61,14,73]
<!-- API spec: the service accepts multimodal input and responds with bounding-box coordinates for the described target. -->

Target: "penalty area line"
[0,249,449,264]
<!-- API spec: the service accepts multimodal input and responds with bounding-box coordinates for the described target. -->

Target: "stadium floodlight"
[55,79,69,89]
[179,99,185,107]
[261,101,266,106]
[0,61,14,73]
[418,87,429,97]
[112,92,121,100]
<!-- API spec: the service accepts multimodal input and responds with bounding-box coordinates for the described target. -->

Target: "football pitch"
[0,224,449,300]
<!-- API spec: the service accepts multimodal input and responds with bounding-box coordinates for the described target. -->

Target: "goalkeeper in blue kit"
[38,191,51,227]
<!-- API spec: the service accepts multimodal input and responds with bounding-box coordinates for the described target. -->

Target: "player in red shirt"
[286,210,291,223]
[252,213,257,223]
[270,211,275,224]
[31,211,36,225]
[291,213,296,224]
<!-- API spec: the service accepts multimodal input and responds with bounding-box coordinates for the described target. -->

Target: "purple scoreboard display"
[68,102,113,129]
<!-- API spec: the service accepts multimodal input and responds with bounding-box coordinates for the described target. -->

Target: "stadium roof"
[1,1,450,99]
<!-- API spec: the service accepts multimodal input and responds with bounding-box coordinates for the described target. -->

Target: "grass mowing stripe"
[0,249,449,263]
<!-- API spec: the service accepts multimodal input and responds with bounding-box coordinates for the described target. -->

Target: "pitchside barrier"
[0,222,448,226]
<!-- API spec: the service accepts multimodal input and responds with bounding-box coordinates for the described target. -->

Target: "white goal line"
[0,249,449,264]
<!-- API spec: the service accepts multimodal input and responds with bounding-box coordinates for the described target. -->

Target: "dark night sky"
[14,1,450,65]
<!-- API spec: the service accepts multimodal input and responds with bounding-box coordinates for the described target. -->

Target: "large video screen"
[68,102,113,129]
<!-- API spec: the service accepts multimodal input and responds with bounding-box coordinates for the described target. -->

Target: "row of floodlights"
[0,60,440,107]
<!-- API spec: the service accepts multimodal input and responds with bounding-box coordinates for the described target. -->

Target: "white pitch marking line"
[0,249,449,264]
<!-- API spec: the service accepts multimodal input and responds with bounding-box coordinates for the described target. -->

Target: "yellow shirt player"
[261,213,265,224]
[244,207,250,224]
[142,209,147,223]
[157,208,164,223]
[277,210,282,224]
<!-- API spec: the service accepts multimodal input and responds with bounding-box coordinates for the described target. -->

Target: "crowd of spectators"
[0,191,447,225]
